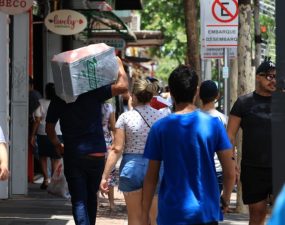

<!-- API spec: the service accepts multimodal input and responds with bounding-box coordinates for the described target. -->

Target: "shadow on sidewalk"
[0,183,72,225]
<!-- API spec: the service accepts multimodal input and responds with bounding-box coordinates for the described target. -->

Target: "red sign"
[212,0,238,23]
[0,0,33,15]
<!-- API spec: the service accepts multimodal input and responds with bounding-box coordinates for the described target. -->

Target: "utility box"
[51,43,118,103]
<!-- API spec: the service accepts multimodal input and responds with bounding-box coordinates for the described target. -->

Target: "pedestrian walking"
[101,101,116,210]
[28,77,42,182]
[0,126,9,181]
[100,78,165,225]
[30,83,62,189]
[227,58,276,225]
[142,65,236,225]
[45,57,128,225]
[199,80,228,194]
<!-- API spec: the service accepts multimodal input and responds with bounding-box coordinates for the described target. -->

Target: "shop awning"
[79,30,164,47]
[80,10,137,41]
[128,31,164,47]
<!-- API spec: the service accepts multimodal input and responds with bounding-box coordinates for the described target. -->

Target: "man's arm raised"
[111,57,129,97]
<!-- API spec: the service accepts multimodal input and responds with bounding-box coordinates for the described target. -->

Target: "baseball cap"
[256,57,276,75]
[199,80,218,100]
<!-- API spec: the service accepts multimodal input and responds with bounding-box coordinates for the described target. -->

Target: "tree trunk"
[230,59,238,109]
[184,0,201,82]
[238,1,254,96]
[236,0,254,213]
[254,0,261,68]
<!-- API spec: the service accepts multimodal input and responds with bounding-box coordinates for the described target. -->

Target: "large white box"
[51,43,118,103]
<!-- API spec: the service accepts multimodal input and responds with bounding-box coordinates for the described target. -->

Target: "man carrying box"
[46,57,128,225]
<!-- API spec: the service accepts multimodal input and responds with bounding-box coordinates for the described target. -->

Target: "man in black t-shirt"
[46,57,128,225]
[227,58,276,225]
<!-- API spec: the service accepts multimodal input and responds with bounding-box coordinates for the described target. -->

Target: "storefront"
[0,0,163,198]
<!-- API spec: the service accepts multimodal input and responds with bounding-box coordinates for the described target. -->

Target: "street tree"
[235,0,255,213]
[184,0,201,79]
[253,0,261,67]
[141,0,201,81]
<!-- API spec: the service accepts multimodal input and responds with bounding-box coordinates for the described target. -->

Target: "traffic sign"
[201,0,239,48]
[201,47,237,59]
[212,0,238,23]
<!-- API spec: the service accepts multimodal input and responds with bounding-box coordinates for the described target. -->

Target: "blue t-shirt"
[46,85,112,157]
[144,110,232,225]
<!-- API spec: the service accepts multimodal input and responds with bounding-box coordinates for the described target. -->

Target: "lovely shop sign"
[0,0,33,15]
[45,10,87,36]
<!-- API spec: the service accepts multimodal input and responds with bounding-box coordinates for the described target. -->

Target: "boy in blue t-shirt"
[142,65,236,225]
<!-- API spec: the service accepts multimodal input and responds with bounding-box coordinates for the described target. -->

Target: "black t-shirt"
[46,85,112,157]
[230,91,272,168]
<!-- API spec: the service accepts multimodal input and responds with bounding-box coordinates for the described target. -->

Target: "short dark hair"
[199,80,218,104]
[45,83,56,100]
[168,65,198,104]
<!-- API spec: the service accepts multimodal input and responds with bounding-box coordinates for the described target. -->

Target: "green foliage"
[259,14,276,60]
[140,0,187,80]
[154,57,179,82]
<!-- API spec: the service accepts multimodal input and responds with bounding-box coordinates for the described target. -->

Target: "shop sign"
[45,10,87,36]
[89,38,126,50]
[0,0,33,15]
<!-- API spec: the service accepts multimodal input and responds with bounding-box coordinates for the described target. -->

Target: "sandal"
[40,180,48,190]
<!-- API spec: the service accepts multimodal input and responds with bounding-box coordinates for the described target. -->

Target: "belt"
[88,152,106,157]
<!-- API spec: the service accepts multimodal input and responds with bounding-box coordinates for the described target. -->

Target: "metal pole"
[201,59,205,81]
[272,0,285,195]
[223,48,229,115]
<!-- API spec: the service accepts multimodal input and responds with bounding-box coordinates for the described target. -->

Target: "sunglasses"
[259,73,276,81]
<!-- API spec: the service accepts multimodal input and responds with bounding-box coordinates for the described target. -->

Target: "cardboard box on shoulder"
[51,43,118,103]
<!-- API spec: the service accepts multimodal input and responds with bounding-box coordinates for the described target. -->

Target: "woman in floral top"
[100,78,165,225]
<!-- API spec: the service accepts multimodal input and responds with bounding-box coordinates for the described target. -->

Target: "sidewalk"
[0,182,127,225]
[0,182,269,225]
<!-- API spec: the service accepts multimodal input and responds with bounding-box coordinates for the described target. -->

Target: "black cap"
[256,57,276,75]
[199,80,218,100]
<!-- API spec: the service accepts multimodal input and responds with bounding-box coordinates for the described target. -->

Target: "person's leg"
[241,166,272,225]
[39,156,49,189]
[64,157,90,225]
[216,171,223,194]
[51,158,61,176]
[123,189,143,225]
[149,195,158,225]
[108,168,116,210]
[108,186,115,210]
[85,156,105,225]
[248,200,268,225]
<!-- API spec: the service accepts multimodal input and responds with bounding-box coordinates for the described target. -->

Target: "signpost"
[202,0,238,49]
[200,0,238,115]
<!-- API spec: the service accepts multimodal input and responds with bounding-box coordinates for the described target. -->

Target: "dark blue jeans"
[64,155,105,225]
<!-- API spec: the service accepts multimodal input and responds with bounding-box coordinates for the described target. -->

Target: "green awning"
[80,10,137,41]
